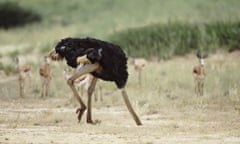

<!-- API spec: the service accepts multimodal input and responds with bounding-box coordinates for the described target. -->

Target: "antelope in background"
[134,58,147,86]
[193,52,208,96]
[39,56,52,98]
[63,68,103,102]
[14,57,32,97]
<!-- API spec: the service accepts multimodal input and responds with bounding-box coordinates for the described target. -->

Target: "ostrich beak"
[76,55,92,65]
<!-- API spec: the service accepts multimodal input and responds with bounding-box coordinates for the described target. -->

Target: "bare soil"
[0,97,239,144]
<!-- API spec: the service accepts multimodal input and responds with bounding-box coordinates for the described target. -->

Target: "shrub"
[0,62,17,75]
[0,1,41,29]
[109,21,240,59]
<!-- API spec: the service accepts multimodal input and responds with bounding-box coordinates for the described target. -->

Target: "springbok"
[134,58,147,86]
[193,52,208,96]
[15,57,31,97]
[39,56,52,98]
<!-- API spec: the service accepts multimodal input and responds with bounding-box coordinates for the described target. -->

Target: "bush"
[109,21,240,59]
[0,2,41,29]
[0,62,17,75]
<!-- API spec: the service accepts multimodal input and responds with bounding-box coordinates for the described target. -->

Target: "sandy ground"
[0,96,239,144]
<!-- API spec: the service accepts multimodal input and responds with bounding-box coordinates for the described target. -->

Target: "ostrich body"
[49,37,142,125]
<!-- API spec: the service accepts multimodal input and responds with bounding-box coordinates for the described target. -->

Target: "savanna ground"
[0,52,240,144]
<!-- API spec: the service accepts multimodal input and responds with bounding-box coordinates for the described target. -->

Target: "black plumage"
[55,37,128,89]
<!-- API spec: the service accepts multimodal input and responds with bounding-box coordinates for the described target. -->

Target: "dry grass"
[0,51,239,112]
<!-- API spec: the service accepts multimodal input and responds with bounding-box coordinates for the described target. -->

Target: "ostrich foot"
[87,119,102,125]
[87,119,94,124]
[76,107,86,122]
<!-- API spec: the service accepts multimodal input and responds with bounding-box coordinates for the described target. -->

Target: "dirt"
[0,97,239,144]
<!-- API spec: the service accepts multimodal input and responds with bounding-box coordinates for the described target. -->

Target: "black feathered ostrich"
[49,37,142,125]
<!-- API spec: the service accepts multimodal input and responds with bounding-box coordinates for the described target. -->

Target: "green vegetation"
[0,0,240,58]
[0,62,17,75]
[0,1,41,29]
[110,22,240,59]
[1,52,239,110]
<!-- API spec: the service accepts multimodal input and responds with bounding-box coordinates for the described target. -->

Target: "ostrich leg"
[86,77,98,123]
[67,63,100,122]
[121,88,142,125]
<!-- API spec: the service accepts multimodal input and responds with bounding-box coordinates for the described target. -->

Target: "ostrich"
[14,57,31,97]
[49,37,142,125]
[134,58,147,86]
[39,56,52,98]
[193,51,208,96]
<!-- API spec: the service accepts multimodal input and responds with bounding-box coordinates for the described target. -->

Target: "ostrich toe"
[76,107,86,122]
